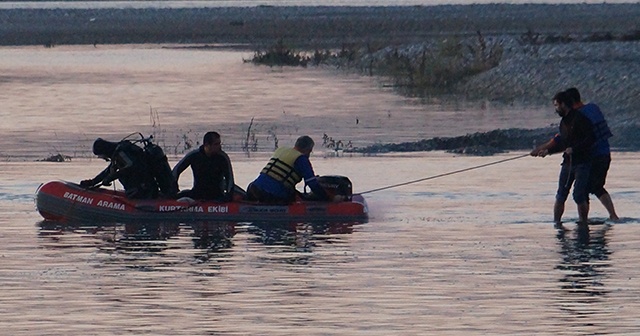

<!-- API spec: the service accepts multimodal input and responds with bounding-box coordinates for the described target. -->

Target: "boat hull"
[35,181,368,223]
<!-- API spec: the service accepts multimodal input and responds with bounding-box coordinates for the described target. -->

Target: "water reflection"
[37,220,353,265]
[118,222,181,253]
[38,219,120,246]
[37,220,235,262]
[248,221,354,248]
[555,222,612,321]
[247,221,355,265]
[190,221,236,264]
[38,221,179,251]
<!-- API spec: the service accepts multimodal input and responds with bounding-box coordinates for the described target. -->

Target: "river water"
[2,45,640,335]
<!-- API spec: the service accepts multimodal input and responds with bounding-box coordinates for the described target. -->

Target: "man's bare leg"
[598,192,619,220]
[554,200,565,224]
[577,202,589,224]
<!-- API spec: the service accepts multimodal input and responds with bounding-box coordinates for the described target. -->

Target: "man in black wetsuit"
[80,138,159,199]
[172,131,235,201]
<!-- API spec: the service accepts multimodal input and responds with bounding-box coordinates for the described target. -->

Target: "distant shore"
[2,4,639,47]
[3,3,639,152]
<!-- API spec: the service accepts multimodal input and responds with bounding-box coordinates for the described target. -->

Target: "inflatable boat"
[35,181,368,224]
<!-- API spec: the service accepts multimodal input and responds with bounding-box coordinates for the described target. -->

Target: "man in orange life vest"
[246,135,329,204]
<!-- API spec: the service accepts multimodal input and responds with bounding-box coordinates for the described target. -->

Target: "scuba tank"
[141,137,178,198]
[121,133,178,198]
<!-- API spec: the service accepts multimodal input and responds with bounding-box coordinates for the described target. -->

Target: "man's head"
[294,135,315,156]
[552,91,574,117]
[565,87,581,103]
[202,131,222,156]
[92,138,118,160]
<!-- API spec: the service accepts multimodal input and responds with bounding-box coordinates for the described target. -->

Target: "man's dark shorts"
[556,162,591,204]
[588,154,611,198]
[246,182,293,204]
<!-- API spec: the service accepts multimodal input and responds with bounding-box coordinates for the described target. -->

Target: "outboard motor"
[317,175,353,201]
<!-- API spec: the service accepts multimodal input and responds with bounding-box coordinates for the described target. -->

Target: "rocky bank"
[352,36,640,154]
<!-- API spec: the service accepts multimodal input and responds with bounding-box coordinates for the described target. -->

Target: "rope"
[359,153,530,195]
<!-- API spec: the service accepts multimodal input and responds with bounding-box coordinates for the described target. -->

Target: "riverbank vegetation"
[251,31,503,94]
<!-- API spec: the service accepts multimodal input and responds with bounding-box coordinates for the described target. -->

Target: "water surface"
[1,45,640,335]
[2,153,640,335]
[0,45,553,160]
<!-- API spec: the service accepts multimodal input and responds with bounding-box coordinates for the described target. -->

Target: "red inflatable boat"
[36,181,368,224]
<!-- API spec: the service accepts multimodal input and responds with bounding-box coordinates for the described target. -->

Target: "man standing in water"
[532,88,619,222]
[246,135,328,204]
[172,131,235,201]
[531,91,596,224]
[565,87,619,221]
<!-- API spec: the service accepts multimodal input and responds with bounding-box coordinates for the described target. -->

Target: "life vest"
[578,103,612,157]
[260,147,303,190]
[579,103,613,142]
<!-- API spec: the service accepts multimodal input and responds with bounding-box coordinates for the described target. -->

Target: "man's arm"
[171,150,196,182]
[100,151,134,185]
[220,151,235,199]
[80,166,110,187]
[294,156,328,200]
[531,134,563,157]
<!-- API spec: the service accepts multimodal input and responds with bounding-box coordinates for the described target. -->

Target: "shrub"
[250,39,309,67]
[368,32,503,94]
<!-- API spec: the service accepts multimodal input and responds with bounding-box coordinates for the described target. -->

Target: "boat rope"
[359,153,530,195]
